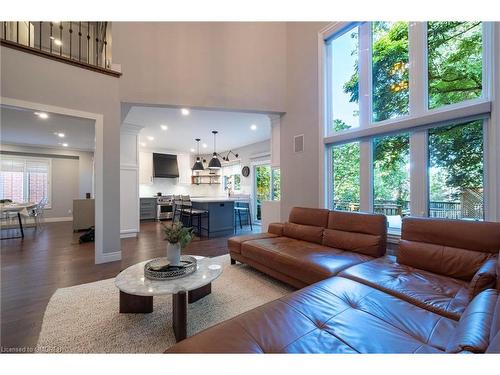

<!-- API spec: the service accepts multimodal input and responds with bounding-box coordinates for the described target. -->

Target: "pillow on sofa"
[283,222,324,244]
[469,257,497,298]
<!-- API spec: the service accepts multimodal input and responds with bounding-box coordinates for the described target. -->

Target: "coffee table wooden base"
[119,283,212,342]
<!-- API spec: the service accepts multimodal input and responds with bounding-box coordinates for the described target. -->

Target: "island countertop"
[190,197,240,203]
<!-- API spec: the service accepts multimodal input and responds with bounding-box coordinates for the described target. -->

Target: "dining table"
[0,202,37,239]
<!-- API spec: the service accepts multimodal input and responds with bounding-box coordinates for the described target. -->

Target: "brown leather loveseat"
[167,209,500,353]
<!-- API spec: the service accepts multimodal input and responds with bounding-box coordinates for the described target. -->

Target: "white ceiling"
[0,105,95,151]
[124,106,271,153]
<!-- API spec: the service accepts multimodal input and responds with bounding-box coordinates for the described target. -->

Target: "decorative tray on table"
[144,256,198,280]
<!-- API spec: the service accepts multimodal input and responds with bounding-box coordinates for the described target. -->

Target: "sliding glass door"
[254,164,271,222]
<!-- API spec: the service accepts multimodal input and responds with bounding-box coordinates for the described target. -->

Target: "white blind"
[1,158,25,172]
[26,160,50,174]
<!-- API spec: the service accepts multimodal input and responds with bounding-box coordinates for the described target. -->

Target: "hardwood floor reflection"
[0,221,259,352]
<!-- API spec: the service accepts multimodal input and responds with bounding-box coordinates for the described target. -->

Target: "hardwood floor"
[0,220,259,352]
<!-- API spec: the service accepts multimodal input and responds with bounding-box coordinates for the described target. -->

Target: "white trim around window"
[319,21,499,226]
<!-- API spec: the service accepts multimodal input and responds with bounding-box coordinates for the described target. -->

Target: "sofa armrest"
[268,222,284,236]
[469,257,497,298]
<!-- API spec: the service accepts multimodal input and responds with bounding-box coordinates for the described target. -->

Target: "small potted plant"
[162,222,194,266]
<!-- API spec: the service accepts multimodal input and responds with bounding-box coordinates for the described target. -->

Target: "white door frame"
[0,97,111,264]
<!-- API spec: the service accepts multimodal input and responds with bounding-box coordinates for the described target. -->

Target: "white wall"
[1,46,121,262]
[0,144,94,219]
[280,22,328,221]
[112,22,287,113]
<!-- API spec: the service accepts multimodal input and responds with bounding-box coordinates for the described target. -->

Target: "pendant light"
[208,130,222,170]
[191,138,205,171]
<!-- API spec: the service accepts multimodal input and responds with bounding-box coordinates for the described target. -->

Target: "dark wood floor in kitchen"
[0,220,259,353]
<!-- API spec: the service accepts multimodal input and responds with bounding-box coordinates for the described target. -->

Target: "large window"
[0,156,51,206]
[325,21,492,231]
[429,120,484,220]
[428,22,483,109]
[372,22,409,122]
[332,142,360,211]
[327,24,360,132]
[373,133,410,229]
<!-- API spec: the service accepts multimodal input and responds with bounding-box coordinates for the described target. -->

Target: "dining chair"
[234,194,252,232]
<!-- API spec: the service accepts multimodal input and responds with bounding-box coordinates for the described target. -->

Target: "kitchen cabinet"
[177,153,192,184]
[139,151,153,184]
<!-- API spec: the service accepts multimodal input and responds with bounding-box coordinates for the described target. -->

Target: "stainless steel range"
[156,195,174,220]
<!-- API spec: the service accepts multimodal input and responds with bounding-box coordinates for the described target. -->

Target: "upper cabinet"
[139,151,153,184]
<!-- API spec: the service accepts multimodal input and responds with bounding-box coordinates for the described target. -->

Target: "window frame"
[0,154,52,208]
[320,21,496,233]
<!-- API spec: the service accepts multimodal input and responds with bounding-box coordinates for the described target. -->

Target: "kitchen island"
[190,198,236,238]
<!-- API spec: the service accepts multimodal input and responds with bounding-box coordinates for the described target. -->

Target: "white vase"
[167,242,181,266]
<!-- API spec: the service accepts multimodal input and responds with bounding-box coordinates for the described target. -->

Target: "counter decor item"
[143,256,198,280]
[162,222,194,266]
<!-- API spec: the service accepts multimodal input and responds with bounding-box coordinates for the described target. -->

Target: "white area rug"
[36,255,293,353]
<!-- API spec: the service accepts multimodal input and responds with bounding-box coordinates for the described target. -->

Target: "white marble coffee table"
[115,255,223,342]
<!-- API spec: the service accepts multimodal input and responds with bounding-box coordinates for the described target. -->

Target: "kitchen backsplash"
[139,178,221,197]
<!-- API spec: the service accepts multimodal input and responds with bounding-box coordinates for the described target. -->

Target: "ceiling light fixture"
[160,124,168,130]
[250,124,257,131]
[54,132,65,138]
[192,138,205,171]
[208,130,222,170]
[190,148,195,153]
[35,112,49,119]
[147,136,155,141]
[181,108,190,116]
[140,142,146,147]
[202,143,207,148]
[61,143,68,147]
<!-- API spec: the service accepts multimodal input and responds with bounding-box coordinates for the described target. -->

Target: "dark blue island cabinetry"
[191,198,235,238]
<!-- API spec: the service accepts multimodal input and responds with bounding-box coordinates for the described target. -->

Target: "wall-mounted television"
[153,153,179,178]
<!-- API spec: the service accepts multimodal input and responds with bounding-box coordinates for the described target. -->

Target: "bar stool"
[172,195,183,223]
[179,196,210,237]
[234,198,252,233]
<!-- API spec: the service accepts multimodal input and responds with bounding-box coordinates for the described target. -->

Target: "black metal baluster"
[59,22,63,56]
[95,22,99,66]
[50,22,53,53]
[69,22,73,59]
[86,22,90,63]
[3,22,6,40]
[104,39,107,69]
[39,22,42,50]
[78,22,82,61]
[28,21,30,47]
[16,21,19,43]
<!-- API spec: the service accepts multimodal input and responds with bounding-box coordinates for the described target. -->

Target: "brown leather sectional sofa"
[168,207,500,354]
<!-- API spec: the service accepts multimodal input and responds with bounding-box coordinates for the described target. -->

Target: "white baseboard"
[95,251,121,264]
[120,229,138,238]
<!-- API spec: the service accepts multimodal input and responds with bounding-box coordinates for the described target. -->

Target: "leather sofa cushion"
[322,228,383,257]
[469,257,497,298]
[241,237,373,285]
[397,239,492,281]
[283,222,324,244]
[486,295,500,352]
[288,207,329,228]
[167,277,457,353]
[401,216,500,254]
[268,222,284,236]
[339,256,470,320]
[446,289,498,353]
[327,210,387,235]
[227,232,279,254]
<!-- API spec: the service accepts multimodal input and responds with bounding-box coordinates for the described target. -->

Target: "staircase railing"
[1,21,121,77]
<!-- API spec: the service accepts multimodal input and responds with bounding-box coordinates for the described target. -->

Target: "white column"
[120,123,143,238]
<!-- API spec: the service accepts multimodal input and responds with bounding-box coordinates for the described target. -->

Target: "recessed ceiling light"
[147,136,155,141]
[35,112,49,119]
[250,124,257,131]
[54,39,63,46]
[190,148,195,153]
[61,143,68,147]
[54,132,65,138]
[202,143,207,148]
[140,142,146,147]
[181,108,190,116]
[160,124,168,130]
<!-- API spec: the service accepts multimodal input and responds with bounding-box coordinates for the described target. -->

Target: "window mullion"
[358,22,371,129]
[409,130,428,217]
[409,22,426,116]
[359,140,373,212]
